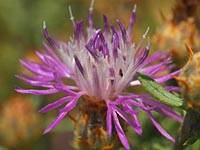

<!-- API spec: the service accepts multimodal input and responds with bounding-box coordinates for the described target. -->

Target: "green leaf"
[137,72,183,107]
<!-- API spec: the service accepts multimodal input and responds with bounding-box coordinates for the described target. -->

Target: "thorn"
[185,44,194,62]
[173,76,190,91]
[159,9,166,22]
[67,113,78,124]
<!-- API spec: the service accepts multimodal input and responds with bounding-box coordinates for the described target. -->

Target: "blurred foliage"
[0,0,69,46]
[0,96,42,149]
[0,0,199,149]
[153,0,200,69]
[0,0,69,101]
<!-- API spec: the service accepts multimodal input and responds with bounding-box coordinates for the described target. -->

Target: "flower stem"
[174,109,200,150]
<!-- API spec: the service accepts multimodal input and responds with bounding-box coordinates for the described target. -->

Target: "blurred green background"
[0,0,199,149]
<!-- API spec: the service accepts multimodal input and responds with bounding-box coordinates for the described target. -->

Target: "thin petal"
[155,108,183,122]
[112,110,130,150]
[139,59,172,75]
[20,59,53,77]
[19,72,54,81]
[43,111,67,134]
[130,70,180,86]
[39,96,72,113]
[43,94,80,134]
[15,87,58,95]
[106,103,112,135]
[164,86,181,92]
[15,75,54,88]
[146,112,175,142]
[122,103,141,132]
[59,93,82,113]
[154,70,180,83]
[143,52,170,65]
[114,106,142,135]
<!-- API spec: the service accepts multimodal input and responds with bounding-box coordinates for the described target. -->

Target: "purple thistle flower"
[16,2,183,150]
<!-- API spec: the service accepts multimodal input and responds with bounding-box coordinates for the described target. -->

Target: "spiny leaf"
[137,72,183,107]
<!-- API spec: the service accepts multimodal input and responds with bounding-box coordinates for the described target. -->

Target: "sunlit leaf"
[137,72,183,107]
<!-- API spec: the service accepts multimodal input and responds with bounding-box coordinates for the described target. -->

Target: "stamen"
[103,15,109,33]
[43,21,46,29]
[92,65,101,99]
[68,6,75,27]
[88,0,95,28]
[89,0,95,12]
[117,20,127,43]
[127,4,137,37]
[135,37,150,67]
[74,55,84,76]
[74,21,85,42]
[43,21,59,49]
[136,26,150,51]
[109,68,115,77]
[111,25,119,61]
[85,29,101,62]
[112,34,119,60]
[133,4,137,13]
[97,33,109,57]
[146,37,150,50]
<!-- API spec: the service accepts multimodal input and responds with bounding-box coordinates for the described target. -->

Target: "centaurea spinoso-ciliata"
[16,1,183,149]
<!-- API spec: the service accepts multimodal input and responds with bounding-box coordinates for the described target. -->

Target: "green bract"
[137,72,183,107]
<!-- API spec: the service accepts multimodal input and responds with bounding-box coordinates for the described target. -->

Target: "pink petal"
[112,110,130,150]
[147,112,175,142]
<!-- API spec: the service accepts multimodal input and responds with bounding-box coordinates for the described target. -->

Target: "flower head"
[16,1,183,149]
[177,45,200,111]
